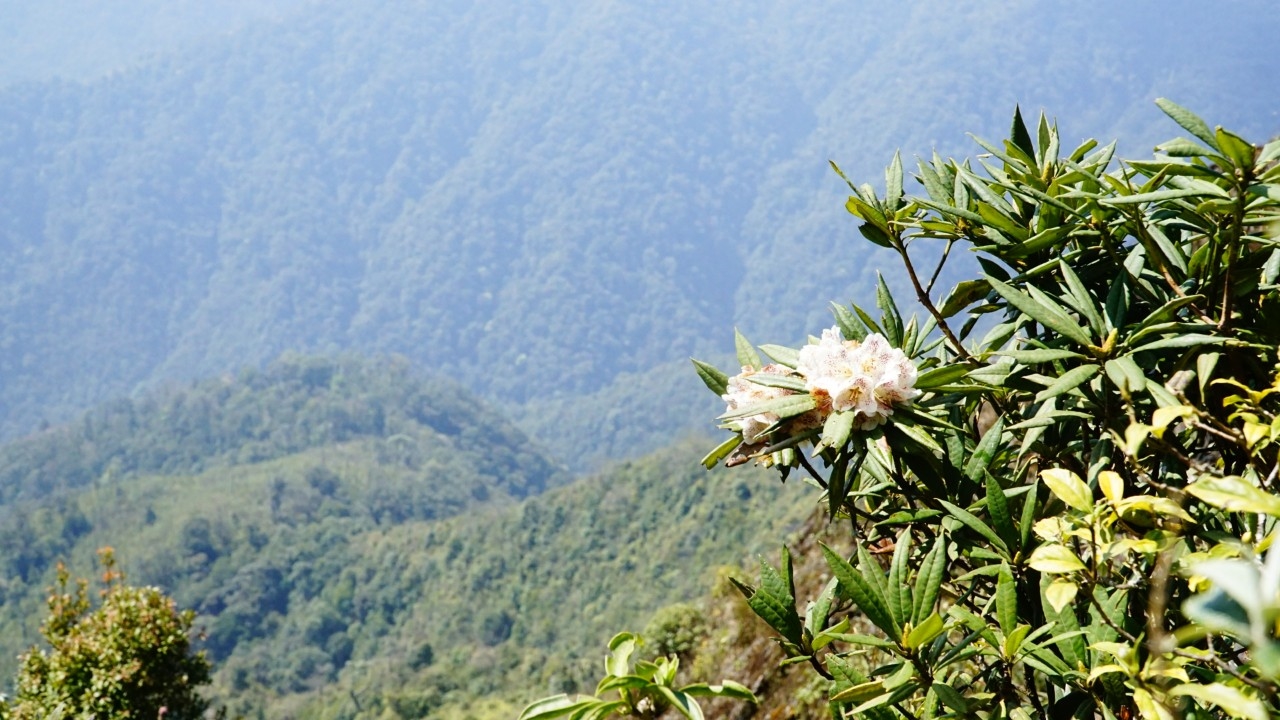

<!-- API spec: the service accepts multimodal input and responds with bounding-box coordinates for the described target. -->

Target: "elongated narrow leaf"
[822,544,898,639]
[997,348,1085,363]
[915,363,972,389]
[818,411,856,454]
[519,695,594,720]
[886,151,904,208]
[655,687,704,720]
[1058,262,1105,336]
[735,329,762,369]
[985,275,1092,346]
[887,531,913,629]
[876,274,903,347]
[718,393,816,421]
[1155,98,1220,150]
[939,500,1009,557]
[700,435,741,469]
[965,416,1005,481]
[986,470,1018,550]
[746,373,806,392]
[912,535,947,624]
[758,344,799,368]
[681,682,757,703]
[830,302,868,342]
[1034,364,1100,403]
[997,563,1017,635]
[691,359,729,396]
[1101,187,1214,205]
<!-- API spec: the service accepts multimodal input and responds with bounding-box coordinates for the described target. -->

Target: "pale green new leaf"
[1041,468,1094,512]
[1186,476,1280,516]
[1169,683,1268,720]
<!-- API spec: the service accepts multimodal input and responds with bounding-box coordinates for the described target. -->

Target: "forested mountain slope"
[0,359,809,718]
[1,0,1276,464]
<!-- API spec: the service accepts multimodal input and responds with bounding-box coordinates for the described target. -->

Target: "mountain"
[0,357,810,717]
[1,1,1277,467]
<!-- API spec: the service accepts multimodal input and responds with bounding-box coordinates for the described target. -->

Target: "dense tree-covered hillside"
[0,358,809,717]
[1,1,1276,466]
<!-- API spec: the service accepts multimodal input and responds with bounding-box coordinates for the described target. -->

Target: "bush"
[525,99,1280,719]
[5,548,213,719]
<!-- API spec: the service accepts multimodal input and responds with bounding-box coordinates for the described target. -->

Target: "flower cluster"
[797,328,920,430]
[721,327,919,448]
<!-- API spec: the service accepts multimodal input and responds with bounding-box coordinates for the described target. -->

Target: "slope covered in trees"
[0,358,810,717]
[0,1,1276,467]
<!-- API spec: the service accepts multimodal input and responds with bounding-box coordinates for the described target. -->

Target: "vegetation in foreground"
[525,101,1280,719]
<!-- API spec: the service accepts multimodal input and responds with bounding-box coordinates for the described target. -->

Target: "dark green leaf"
[691,358,729,396]
[985,275,1092,346]
[939,500,1009,558]
[997,563,1017,636]
[718,393,816,421]
[912,535,948,625]
[700,435,741,469]
[1033,364,1100,403]
[822,544,898,640]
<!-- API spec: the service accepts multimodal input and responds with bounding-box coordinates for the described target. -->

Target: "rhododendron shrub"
[699,101,1280,720]
[524,101,1280,720]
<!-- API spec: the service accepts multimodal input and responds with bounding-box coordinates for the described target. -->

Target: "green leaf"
[885,151,904,209]
[887,530,913,629]
[904,612,945,650]
[1040,468,1094,512]
[606,633,639,677]
[758,344,799,368]
[1155,98,1220,151]
[1156,137,1213,157]
[655,686,704,720]
[1216,127,1257,170]
[985,470,1018,551]
[817,411,856,454]
[938,499,1009,558]
[518,695,595,720]
[876,274,904,347]
[964,416,1005,481]
[745,372,806,392]
[1058,261,1105,337]
[1101,187,1217,205]
[915,363,971,389]
[822,544,899,640]
[997,563,1017,635]
[830,302,868,342]
[717,393,817,421]
[1169,683,1268,720]
[735,329,762,370]
[681,681,757,703]
[700,435,741,469]
[1019,479,1038,552]
[985,275,1092,347]
[1186,475,1280,516]
[1104,356,1146,395]
[938,279,990,318]
[1034,364,1100,403]
[1129,334,1226,353]
[997,348,1086,363]
[931,682,970,714]
[1027,545,1087,574]
[1010,105,1036,160]
[691,358,729,396]
[912,535,947,625]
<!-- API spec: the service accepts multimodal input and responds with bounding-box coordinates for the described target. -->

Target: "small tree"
[6,548,213,720]
[525,99,1280,719]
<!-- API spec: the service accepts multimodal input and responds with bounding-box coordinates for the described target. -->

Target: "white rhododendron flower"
[721,364,799,444]
[796,327,919,430]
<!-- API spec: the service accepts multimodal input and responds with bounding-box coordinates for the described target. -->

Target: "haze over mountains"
[2,0,1277,465]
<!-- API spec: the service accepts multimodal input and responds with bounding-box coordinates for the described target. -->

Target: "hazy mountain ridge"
[4,1,1276,462]
[0,359,810,718]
